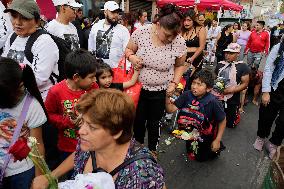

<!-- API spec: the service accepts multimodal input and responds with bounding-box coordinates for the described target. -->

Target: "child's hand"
[211,139,220,152]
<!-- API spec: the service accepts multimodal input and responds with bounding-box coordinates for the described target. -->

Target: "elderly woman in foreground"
[32,89,166,189]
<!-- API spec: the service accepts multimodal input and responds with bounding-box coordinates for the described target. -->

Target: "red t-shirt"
[245,30,270,54]
[45,80,98,152]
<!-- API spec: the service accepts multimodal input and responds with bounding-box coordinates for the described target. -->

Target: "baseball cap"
[53,0,83,8]
[104,1,121,12]
[223,43,241,53]
[4,0,40,19]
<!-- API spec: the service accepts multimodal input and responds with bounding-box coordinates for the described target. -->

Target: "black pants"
[133,89,166,151]
[257,88,284,146]
[224,103,238,128]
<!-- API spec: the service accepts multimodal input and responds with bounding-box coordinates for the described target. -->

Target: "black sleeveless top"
[185,27,202,48]
[217,32,233,51]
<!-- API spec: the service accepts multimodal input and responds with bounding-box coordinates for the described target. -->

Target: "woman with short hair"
[32,89,166,189]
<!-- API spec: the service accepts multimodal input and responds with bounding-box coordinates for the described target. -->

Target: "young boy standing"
[166,70,226,161]
[46,0,83,51]
[215,43,250,128]
[45,49,98,166]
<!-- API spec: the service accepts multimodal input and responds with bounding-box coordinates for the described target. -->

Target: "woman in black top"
[182,9,206,71]
[215,24,235,63]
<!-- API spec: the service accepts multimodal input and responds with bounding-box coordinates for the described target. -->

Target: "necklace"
[185,28,195,40]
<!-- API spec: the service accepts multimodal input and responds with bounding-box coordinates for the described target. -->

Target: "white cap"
[53,0,83,8]
[104,1,120,11]
[223,43,241,53]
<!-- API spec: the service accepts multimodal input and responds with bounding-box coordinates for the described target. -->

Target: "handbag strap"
[91,148,157,176]
[0,94,33,181]
[102,23,117,39]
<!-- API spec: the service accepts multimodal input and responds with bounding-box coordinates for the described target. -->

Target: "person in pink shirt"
[236,22,251,61]
[245,21,270,70]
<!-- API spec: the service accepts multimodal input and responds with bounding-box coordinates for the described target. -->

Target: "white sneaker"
[253,137,265,151]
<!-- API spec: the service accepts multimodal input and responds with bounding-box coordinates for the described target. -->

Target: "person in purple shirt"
[236,22,251,61]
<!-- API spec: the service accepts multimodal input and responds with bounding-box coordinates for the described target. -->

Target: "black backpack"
[10,29,72,84]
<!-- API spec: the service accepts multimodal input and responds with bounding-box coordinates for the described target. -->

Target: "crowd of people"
[0,0,283,189]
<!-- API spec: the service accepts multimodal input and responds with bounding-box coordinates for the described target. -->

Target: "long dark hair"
[221,24,232,35]
[0,58,47,116]
[182,9,200,34]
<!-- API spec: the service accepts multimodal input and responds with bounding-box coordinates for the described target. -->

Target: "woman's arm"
[32,152,75,189]
[30,127,45,177]
[190,27,206,61]
[125,39,143,69]
[166,54,187,97]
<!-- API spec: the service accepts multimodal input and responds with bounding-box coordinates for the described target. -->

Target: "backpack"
[177,93,223,161]
[177,93,216,136]
[10,29,72,84]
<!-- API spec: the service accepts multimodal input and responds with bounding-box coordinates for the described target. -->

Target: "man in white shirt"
[3,0,59,100]
[0,1,13,54]
[206,19,221,64]
[88,1,130,68]
[46,0,83,51]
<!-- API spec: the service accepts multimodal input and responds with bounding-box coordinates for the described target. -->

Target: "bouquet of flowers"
[211,77,229,100]
[8,137,58,189]
[58,172,115,189]
[172,129,203,154]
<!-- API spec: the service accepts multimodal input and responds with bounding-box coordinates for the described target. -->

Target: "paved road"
[157,57,272,189]
[158,103,271,189]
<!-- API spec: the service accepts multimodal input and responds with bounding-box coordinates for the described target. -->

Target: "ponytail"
[22,64,48,117]
[0,58,47,117]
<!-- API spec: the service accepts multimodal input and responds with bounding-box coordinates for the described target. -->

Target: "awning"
[36,0,56,20]
[157,0,243,12]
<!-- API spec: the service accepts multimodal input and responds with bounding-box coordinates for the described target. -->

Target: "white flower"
[27,137,38,148]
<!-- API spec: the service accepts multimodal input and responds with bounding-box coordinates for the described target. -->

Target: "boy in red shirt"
[45,49,98,168]
[245,21,270,70]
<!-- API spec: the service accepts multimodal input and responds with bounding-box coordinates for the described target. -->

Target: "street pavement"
[157,56,272,189]
[158,103,271,189]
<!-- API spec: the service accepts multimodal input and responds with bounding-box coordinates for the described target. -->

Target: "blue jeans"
[2,167,35,189]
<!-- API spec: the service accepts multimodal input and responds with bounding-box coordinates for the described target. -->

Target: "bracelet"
[127,54,134,61]
[125,49,134,60]
[170,80,178,86]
